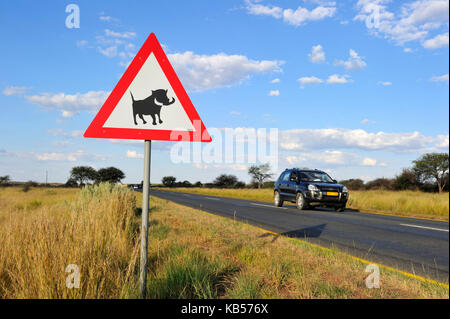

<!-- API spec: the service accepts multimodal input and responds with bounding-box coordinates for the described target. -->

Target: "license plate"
[326,192,339,196]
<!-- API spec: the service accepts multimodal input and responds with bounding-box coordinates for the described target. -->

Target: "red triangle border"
[84,33,211,142]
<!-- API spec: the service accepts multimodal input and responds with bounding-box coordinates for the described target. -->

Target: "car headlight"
[342,186,348,193]
[308,184,319,192]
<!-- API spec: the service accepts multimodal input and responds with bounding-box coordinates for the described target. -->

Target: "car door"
[277,171,291,197]
[286,171,298,200]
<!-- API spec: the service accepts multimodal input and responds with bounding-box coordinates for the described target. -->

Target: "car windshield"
[299,171,334,183]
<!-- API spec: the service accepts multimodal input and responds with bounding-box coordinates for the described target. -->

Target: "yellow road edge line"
[252,225,449,289]
[155,194,449,289]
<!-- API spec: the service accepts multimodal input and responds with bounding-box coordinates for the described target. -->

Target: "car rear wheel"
[296,192,307,210]
[274,191,283,207]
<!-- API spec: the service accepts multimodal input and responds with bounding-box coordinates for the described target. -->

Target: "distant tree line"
[66,166,125,187]
[340,153,449,193]
[160,164,273,189]
[158,153,449,193]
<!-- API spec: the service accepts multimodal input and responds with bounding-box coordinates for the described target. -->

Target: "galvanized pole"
[139,140,151,299]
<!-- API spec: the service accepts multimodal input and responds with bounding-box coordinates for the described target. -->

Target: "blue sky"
[0,0,448,184]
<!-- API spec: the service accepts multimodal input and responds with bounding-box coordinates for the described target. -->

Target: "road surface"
[145,189,449,283]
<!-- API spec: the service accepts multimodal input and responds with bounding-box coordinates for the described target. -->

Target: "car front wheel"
[274,191,283,207]
[335,205,346,212]
[296,192,307,210]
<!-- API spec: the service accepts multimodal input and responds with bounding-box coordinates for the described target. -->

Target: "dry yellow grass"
[0,185,140,298]
[156,187,449,221]
[0,186,447,298]
[141,195,448,298]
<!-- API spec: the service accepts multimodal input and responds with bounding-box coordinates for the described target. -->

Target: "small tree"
[65,177,78,188]
[248,164,273,189]
[162,176,176,187]
[412,153,449,193]
[340,179,365,190]
[393,169,420,190]
[365,178,394,190]
[213,174,238,188]
[0,175,10,186]
[96,167,125,184]
[70,166,97,187]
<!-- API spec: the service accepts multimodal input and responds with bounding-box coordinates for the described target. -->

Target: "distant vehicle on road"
[274,168,348,212]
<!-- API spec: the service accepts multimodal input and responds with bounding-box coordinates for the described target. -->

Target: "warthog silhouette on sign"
[130,89,175,125]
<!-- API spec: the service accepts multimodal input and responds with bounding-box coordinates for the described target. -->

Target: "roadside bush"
[233,181,246,189]
[0,175,11,187]
[262,181,275,189]
[65,178,78,188]
[162,176,176,187]
[194,181,203,187]
[365,178,394,190]
[340,179,365,190]
[393,169,420,190]
[21,181,37,192]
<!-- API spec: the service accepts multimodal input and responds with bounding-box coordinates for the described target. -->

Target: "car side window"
[281,171,291,181]
[289,171,297,182]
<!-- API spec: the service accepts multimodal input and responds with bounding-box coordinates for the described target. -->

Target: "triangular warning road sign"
[84,33,211,142]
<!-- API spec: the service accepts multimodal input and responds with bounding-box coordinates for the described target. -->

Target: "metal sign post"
[139,140,151,299]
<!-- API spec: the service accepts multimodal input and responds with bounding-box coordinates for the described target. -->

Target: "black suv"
[274,168,348,212]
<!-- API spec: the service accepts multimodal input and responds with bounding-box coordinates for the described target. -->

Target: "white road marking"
[205,197,220,201]
[400,223,449,232]
[251,203,287,210]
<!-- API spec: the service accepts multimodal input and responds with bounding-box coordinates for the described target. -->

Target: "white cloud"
[279,128,437,152]
[308,44,326,63]
[285,150,359,166]
[245,0,336,26]
[430,73,449,83]
[76,40,88,48]
[212,164,248,171]
[104,29,136,39]
[99,15,113,21]
[47,129,83,138]
[355,0,449,46]
[327,74,351,84]
[230,110,241,116]
[3,86,31,96]
[283,5,337,26]
[26,91,109,118]
[52,141,73,147]
[403,47,414,52]
[298,76,323,88]
[436,134,449,148]
[98,45,118,58]
[271,78,280,83]
[378,81,392,86]
[268,90,280,96]
[36,150,105,162]
[167,51,283,91]
[62,110,75,118]
[334,49,367,70]
[422,32,449,49]
[362,157,387,166]
[99,15,120,23]
[126,150,144,159]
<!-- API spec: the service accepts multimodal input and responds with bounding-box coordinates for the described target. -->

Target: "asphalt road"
[146,189,449,283]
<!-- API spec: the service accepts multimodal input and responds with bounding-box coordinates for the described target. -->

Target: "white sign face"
[103,52,194,131]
